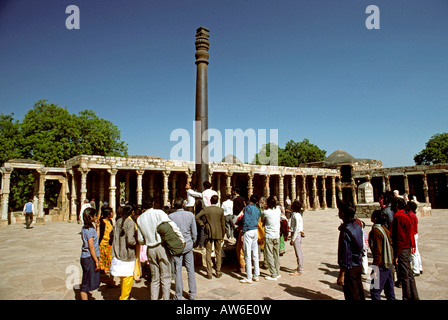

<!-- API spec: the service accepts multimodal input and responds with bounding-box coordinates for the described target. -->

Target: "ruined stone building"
[1,149,447,225]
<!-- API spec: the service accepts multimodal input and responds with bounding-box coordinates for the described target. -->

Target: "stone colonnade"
[0,160,68,222]
[2,156,448,225]
[61,156,340,221]
[353,165,448,208]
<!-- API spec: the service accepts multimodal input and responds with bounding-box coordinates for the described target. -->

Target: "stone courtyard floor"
[1,208,448,301]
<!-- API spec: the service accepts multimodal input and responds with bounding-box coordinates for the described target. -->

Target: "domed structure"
[222,154,243,164]
[324,149,355,165]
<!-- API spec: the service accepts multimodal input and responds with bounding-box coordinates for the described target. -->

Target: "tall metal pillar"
[195,26,210,191]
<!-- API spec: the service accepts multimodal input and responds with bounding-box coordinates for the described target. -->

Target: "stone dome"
[324,149,355,165]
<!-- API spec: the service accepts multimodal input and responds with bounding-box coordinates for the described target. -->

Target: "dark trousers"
[25,213,33,228]
[370,265,396,300]
[397,248,419,300]
[343,266,365,300]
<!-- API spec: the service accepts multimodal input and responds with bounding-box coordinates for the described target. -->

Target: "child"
[80,207,100,300]
[289,200,304,276]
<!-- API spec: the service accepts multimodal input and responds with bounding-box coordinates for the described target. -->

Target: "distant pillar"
[278,173,285,207]
[0,164,13,221]
[226,171,232,195]
[291,174,297,201]
[331,176,337,208]
[38,168,47,219]
[163,170,170,206]
[422,173,430,203]
[312,175,319,210]
[248,171,254,199]
[137,170,144,206]
[108,168,118,213]
[321,176,327,209]
[195,26,210,192]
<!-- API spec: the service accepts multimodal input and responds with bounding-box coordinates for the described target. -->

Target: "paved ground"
[1,208,447,300]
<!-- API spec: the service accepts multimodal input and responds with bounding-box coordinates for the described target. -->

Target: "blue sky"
[1,0,447,168]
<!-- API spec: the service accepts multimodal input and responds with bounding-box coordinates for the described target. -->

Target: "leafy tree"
[254,139,326,167]
[19,100,128,166]
[1,100,128,209]
[282,139,327,166]
[0,113,21,166]
[414,133,448,165]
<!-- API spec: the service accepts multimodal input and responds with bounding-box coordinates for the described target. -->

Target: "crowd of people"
[78,182,305,300]
[337,190,421,300]
[79,181,422,300]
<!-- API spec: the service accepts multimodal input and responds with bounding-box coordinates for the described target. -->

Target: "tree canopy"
[1,100,128,167]
[0,100,128,210]
[254,139,326,167]
[414,133,448,165]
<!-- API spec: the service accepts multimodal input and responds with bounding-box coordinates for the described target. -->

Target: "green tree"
[414,133,448,165]
[1,100,128,210]
[282,139,327,166]
[254,139,326,167]
[0,113,22,166]
[20,100,128,166]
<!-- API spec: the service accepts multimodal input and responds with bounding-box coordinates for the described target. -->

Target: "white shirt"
[79,203,91,223]
[290,212,303,242]
[221,199,233,216]
[262,207,281,239]
[202,188,218,207]
[136,208,184,247]
[186,189,202,207]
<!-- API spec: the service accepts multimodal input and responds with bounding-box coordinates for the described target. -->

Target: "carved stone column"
[404,174,410,195]
[291,174,297,202]
[78,167,90,208]
[384,175,391,192]
[264,174,270,198]
[68,169,77,221]
[278,173,285,207]
[422,173,429,203]
[301,175,308,210]
[108,168,118,213]
[312,175,319,210]
[37,168,47,219]
[137,169,144,206]
[0,164,13,221]
[321,176,327,209]
[248,171,254,199]
[163,170,170,206]
[331,176,337,208]
[351,178,358,205]
[226,171,232,195]
[337,176,343,201]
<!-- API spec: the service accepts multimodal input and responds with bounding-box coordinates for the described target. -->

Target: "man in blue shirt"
[240,195,261,284]
[22,199,34,229]
[337,201,365,300]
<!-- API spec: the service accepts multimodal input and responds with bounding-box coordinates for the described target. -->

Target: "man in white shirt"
[261,196,281,280]
[202,181,218,207]
[185,182,203,213]
[137,196,184,300]
[221,194,234,240]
